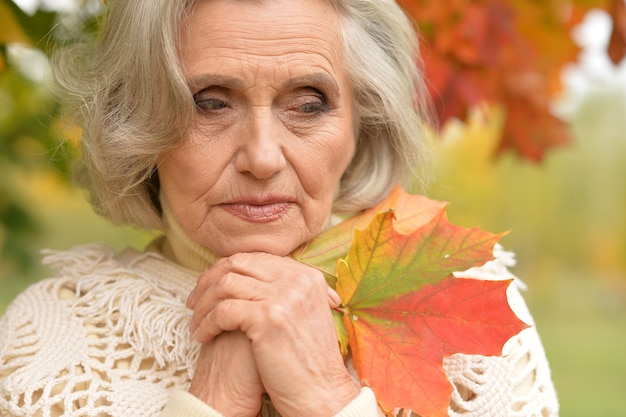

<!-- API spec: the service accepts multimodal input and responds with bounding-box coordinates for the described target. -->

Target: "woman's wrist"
[276,372,360,417]
[335,387,383,417]
[189,332,264,417]
[327,380,361,416]
[188,384,259,417]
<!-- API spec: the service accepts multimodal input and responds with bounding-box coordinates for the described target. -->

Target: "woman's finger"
[328,287,341,308]
[187,267,221,309]
[189,273,267,334]
[188,252,340,343]
[188,252,331,308]
[187,253,268,308]
[193,299,256,343]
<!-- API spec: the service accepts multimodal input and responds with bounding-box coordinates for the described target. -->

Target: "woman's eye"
[289,92,330,115]
[194,97,229,112]
[299,101,328,114]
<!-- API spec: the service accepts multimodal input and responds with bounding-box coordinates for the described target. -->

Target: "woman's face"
[158,0,356,257]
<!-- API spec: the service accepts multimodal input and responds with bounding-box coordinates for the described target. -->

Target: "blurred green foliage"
[0,0,101,277]
[1,60,60,269]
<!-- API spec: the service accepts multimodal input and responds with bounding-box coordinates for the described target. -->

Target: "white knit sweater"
[0,206,559,417]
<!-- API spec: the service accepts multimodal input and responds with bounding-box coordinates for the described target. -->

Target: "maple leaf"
[294,188,529,416]
[292,186,443,355]
[292,186,447,286]
[335,209,528,416]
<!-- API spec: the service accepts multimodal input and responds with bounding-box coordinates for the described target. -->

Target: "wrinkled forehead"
[181,0,345,34]
[179,0,346,73]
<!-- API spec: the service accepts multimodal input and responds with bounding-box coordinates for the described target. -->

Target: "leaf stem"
[333,306,347,315]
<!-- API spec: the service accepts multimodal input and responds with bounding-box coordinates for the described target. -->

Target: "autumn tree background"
[1,0,625,416]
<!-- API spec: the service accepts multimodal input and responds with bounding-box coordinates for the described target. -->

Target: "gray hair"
[53,0,432,230]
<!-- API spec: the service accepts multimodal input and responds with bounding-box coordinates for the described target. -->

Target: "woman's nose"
[234,110,287,179]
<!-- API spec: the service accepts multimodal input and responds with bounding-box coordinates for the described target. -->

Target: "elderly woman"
[0,0,558,416]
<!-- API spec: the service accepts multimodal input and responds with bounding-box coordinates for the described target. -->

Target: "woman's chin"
[208,236,303,258]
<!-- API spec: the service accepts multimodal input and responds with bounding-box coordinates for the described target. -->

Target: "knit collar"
[160,194,219,272]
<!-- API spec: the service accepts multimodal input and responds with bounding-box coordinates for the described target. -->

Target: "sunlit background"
[1,2,625,417]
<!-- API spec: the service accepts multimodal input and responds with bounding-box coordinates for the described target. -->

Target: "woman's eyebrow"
[187,74,246,94]
[282,73,341,96]
[186,72,341,97]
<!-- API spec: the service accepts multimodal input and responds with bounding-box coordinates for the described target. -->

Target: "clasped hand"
[186,252,359,417]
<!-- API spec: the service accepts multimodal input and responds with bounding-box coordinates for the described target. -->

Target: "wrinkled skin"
[157,0,360,415]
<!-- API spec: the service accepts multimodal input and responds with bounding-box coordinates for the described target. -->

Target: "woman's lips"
[220,201,292,223]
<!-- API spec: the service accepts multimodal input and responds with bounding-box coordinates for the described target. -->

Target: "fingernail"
[186,291,194,308]
[192,328,199,341]
[328,287,341,307]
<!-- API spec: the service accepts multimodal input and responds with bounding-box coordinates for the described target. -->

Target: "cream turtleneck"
[158,194,219,272]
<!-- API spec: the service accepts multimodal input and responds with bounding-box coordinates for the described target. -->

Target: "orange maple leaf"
[336,209,527,416]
